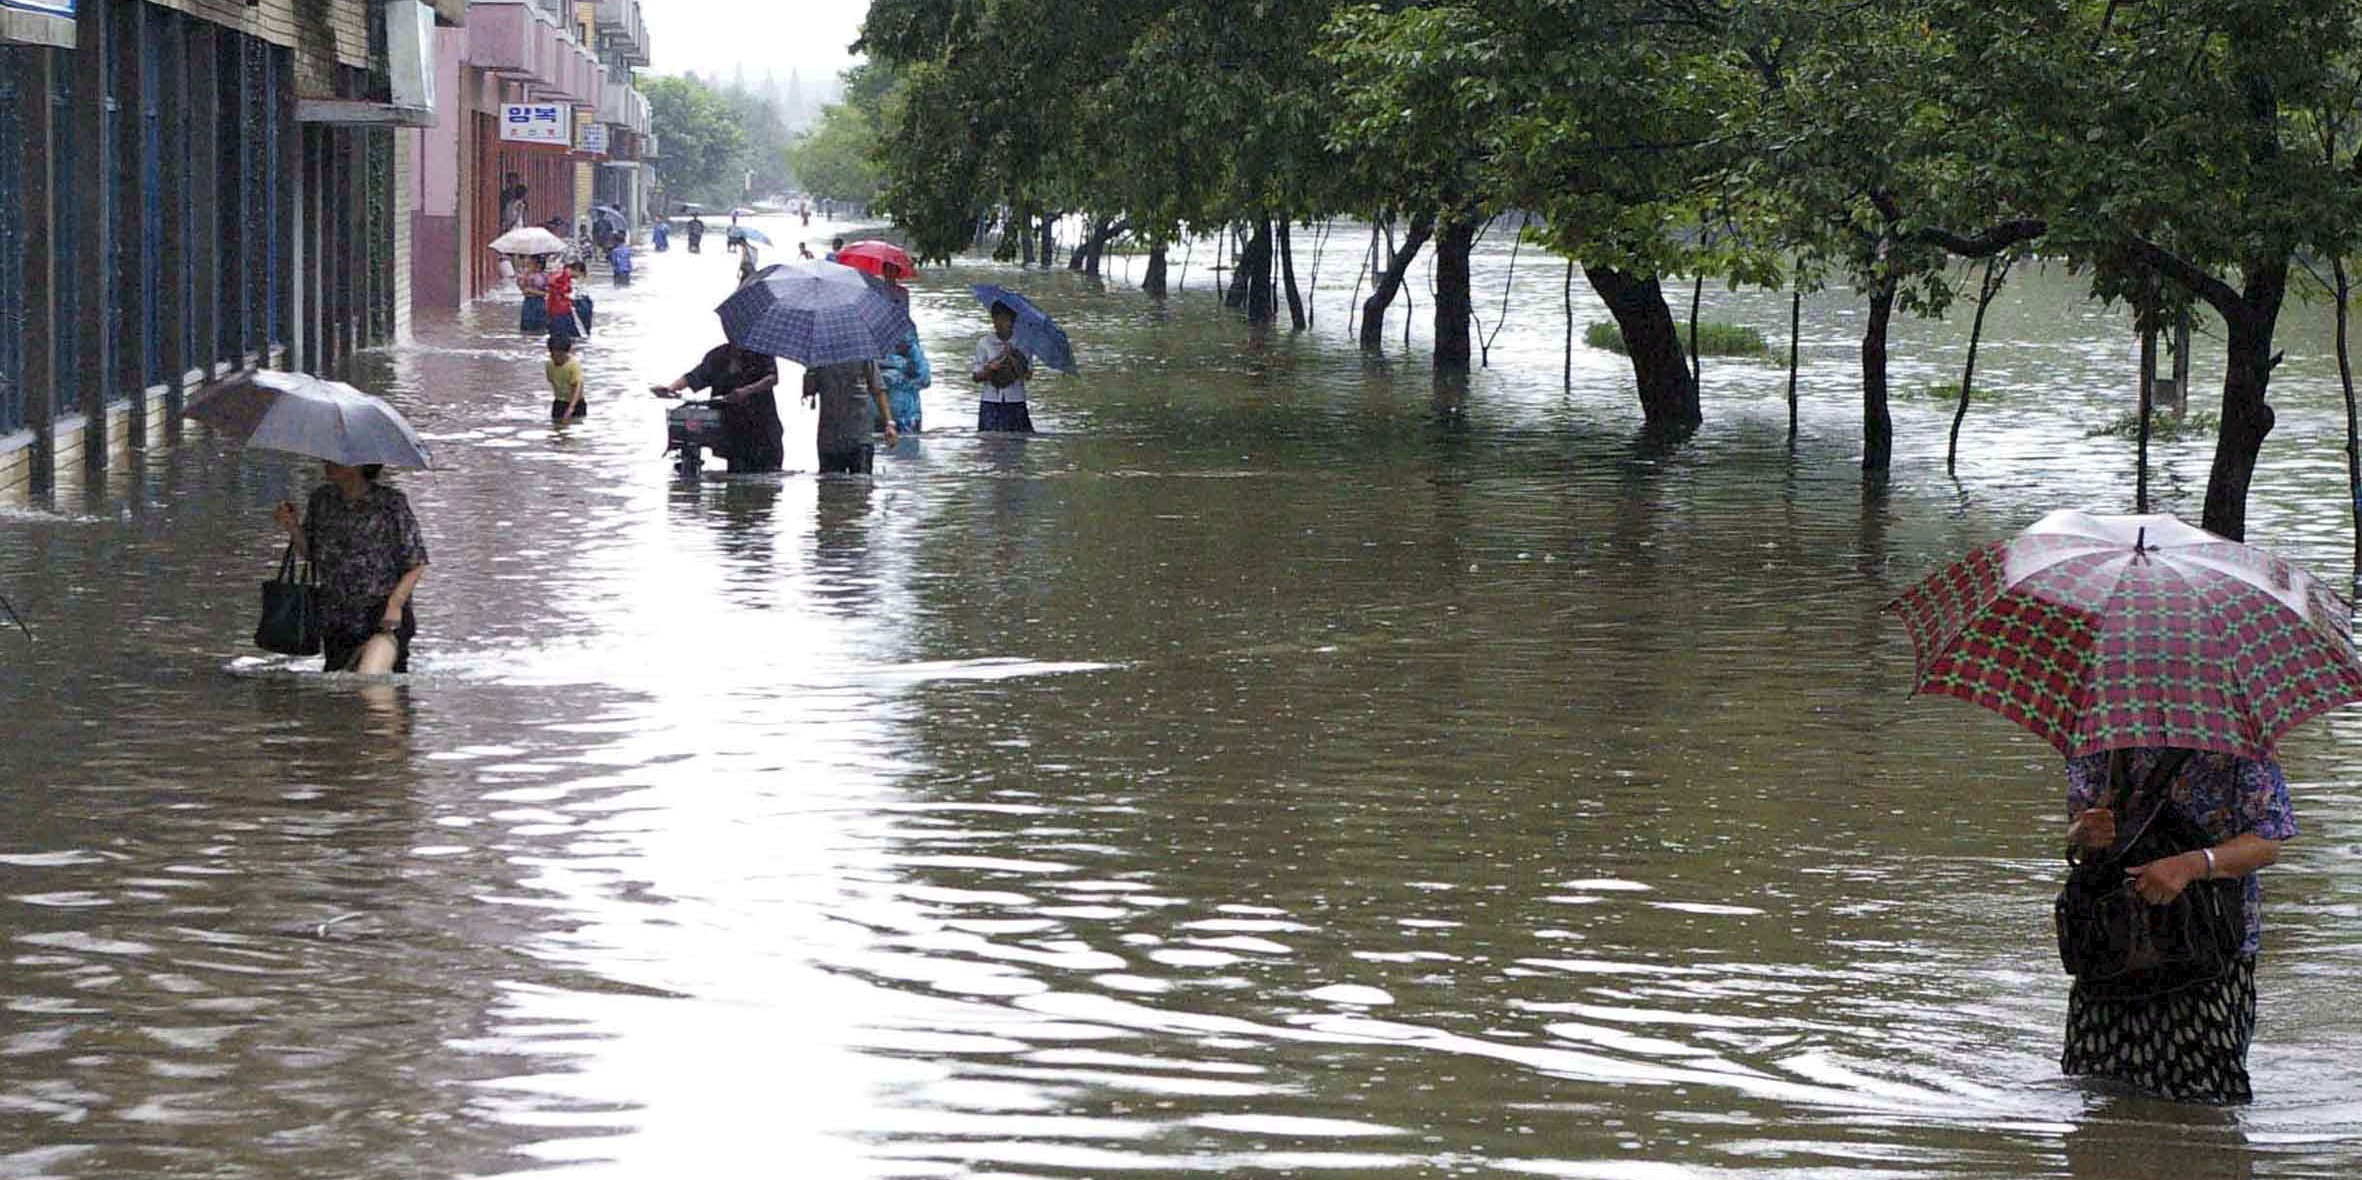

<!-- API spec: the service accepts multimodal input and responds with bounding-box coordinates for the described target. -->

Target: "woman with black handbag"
[271,462,429,673]
[2061,748,2295,1104]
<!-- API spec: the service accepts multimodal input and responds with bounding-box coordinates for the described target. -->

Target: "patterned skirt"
[2063,956,2256,1105]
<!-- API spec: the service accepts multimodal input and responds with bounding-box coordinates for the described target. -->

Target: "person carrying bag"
[255,542,321,656]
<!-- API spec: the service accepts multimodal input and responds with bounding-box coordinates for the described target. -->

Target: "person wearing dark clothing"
[687,216,706,254]
[652,344,783,472]
[272,464,429,673]
[803,361,898,474]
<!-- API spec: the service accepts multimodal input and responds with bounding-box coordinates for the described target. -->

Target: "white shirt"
[973,334,1030,404]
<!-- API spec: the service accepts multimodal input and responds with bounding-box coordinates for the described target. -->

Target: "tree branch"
[1910,218,2047,257]
[2124,236,2243,315]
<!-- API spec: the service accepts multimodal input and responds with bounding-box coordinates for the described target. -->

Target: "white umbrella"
[183,370,433,469]
[488,226,567,256]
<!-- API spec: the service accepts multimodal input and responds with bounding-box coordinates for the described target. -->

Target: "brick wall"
[152,0,372,92]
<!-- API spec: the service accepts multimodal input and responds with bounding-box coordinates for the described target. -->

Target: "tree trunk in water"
[2337,257,2361,575]
[1038,215,1057,268]
[1564,258,1576,395]
[1225,225,1250,308]
[1861,277,1897,476]
[2206,300,2282,542]
[1360,212,1436,351]
[1432,215,1477,373]
[1278,221,1306,330]
[1238,220,1277,324]
[1143,244,1169,299]
[1948,256,2007,475]
[1018,210,1035,267]
[1583,265,1700,433]
[1688,273,1704,386]
[1787,290,1801,447]
[2138,320,2157,513]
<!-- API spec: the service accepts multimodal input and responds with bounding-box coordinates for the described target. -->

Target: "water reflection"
[3,215,2361,1176]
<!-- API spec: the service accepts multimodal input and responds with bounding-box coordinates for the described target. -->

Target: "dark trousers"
[323,601,416,674]
[818,445,875,475]
[717,392,784,472]
[978,400,1035,433]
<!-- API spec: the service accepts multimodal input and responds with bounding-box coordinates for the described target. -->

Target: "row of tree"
[642,71,803,209]
[854,0,2362,542]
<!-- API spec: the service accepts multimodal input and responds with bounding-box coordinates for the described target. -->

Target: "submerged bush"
[2088,409,2220,440]
[1584,321,1770,358]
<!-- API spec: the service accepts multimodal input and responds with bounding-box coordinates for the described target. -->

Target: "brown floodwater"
[4,218,2362,1178]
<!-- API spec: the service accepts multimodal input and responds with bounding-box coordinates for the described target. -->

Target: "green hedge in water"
[1584,321,1770,358]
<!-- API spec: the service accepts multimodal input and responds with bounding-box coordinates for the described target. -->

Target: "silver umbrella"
[183,370,434,469]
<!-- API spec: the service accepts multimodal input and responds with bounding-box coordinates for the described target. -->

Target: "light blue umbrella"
[727,227,773,246]
[717,262,915,367]
[969,284,1077,373]
[182,370,433,468]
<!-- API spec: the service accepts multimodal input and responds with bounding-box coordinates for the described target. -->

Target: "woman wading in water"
[2062,748,2294,1104]
[272,463,429,673]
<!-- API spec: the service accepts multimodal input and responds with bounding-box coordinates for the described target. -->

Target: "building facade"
[405,0,647,314]
[0,0,463,498]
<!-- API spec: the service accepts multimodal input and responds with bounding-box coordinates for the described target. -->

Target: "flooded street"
[8,219,2362,1177]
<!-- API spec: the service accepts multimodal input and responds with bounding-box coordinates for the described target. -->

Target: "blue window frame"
[0,48,23,436]
[139,3,162,387]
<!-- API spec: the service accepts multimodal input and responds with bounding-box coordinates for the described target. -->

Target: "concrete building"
[405,0,647,314]
[0,0,459,498]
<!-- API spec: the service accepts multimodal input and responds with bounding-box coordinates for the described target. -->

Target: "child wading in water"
[547,336,587,421]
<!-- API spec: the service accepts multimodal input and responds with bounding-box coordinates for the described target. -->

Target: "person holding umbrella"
[181,371,435,675]
[715,260,912,472]
[1890,510,2362,1104]
[972,300,1036,433]
[271,465,429,674]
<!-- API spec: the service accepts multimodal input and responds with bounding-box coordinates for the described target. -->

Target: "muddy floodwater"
[5,219,2362,1178]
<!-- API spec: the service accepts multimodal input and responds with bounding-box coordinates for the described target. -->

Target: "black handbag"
[255,543,321,656]
[2054,750,2246,996]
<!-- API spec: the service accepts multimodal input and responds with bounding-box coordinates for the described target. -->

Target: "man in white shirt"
[971,301,1036,433]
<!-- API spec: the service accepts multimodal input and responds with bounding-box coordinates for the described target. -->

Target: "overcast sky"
[642,0,868,87]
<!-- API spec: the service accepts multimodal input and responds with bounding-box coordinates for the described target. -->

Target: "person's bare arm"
[273,501,308,559]
[381,564,426,630]
[866,363,899,443]
[2128,832,2283,904]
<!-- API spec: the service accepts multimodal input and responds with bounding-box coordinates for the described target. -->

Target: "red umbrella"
[835,240,918,280]
[1887,510,2362,758]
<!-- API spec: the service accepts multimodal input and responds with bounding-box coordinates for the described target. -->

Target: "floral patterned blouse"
[305,483,429,629]
[2066,748,2298,956]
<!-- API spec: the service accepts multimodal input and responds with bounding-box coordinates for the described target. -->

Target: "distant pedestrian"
[825,236,845,263]
[547,335,587,422]
[517,254,551,334]
[568,260,595,335]
[803,360,898,474]
[271,463,429,674]
[972,300,1036,433]
[609,240,633,287]
[500,173,529,229]
[652,220,670,252]
[687,215,706,253]
[545,259,581,344]
[738,245,760,288]
[798,241,815,260]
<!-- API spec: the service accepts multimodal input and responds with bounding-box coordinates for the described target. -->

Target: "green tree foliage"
[787,65,896,208]
[852,0,2362,532]
[643,74,748,207]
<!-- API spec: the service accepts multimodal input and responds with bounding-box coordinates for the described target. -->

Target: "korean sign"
[499,103,570,145]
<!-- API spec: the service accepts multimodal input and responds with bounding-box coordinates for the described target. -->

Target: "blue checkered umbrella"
[717,262,915,367]
[970,284,1078,373]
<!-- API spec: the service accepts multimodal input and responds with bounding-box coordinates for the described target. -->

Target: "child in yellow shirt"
[547,335,586,421]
